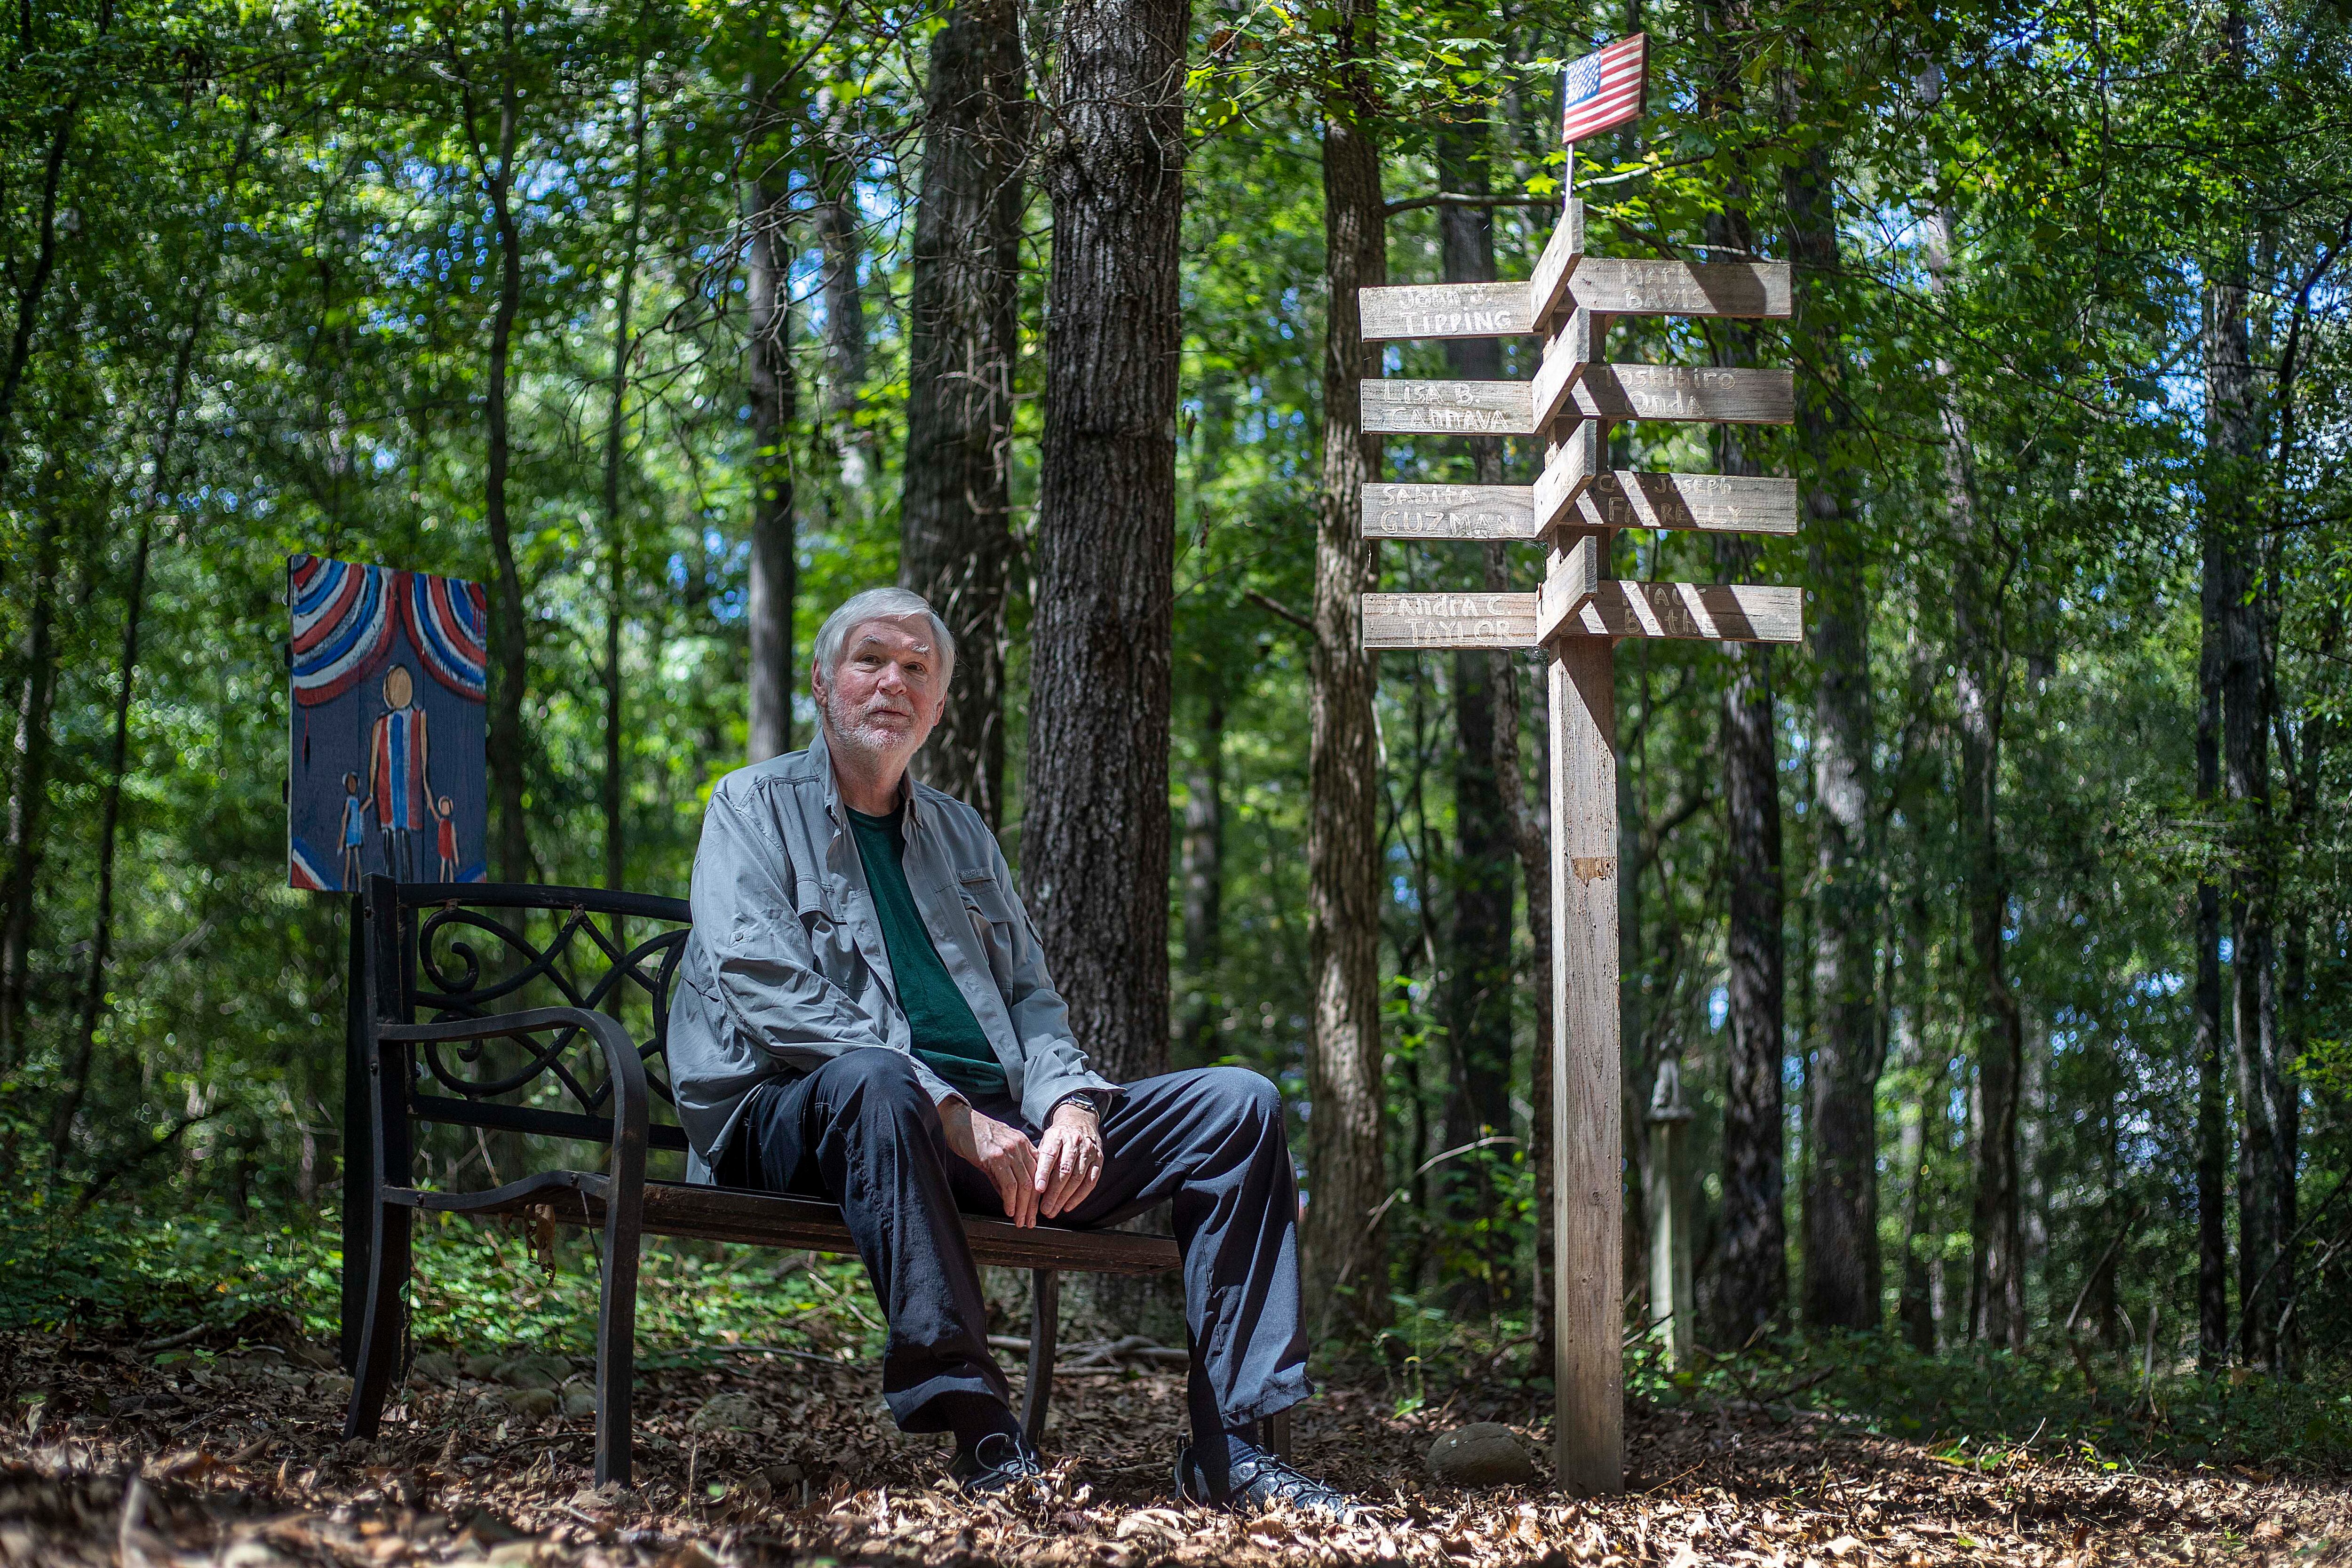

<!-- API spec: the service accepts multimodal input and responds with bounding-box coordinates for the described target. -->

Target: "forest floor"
[0,1324,2344,1568]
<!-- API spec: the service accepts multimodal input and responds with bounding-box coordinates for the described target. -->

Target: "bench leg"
[594,1190,644,1487]
[342,1201,410,1441]
[1023,1269,1059,1448]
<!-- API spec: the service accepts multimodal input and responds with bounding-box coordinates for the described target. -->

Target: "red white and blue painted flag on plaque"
[287,555,489,891]
[1561,33,1648,144]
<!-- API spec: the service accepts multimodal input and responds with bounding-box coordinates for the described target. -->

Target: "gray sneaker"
[1175,1441,1365,1523]
[950,1430,1045,1496]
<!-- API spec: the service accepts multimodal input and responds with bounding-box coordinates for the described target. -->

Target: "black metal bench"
[338,876,1182,1486]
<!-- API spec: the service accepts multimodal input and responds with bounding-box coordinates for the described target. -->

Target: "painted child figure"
[435,795,458,882]
[340,772,370,890]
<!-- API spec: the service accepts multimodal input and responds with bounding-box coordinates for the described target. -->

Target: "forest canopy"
[0,0,2346,1406]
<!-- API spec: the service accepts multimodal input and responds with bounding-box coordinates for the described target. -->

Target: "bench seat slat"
[386,1172,1181,1276]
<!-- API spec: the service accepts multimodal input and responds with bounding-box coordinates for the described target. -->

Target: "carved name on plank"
[1361,592,1539,650]
[1362,366,1792,435]
[1552,581,1803,644]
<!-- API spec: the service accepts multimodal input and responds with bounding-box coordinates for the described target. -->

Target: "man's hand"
[1035,1100,1104,1219]
[940,1101,1043,1227]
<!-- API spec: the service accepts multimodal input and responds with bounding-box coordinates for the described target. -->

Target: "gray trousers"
[715,1049,1311,1437]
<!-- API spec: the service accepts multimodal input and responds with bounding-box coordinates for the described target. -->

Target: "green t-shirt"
[845,804,1009,1101]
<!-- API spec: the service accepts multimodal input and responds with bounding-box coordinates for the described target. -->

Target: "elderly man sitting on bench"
[666,586,1357,1515]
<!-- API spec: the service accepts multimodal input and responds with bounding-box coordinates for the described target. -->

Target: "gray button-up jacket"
[666,727,1119,1180]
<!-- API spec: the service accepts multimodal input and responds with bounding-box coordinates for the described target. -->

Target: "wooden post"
[1549,629,1621,1492]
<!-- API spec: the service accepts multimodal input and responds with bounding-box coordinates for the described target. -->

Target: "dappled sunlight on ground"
[1,1329,2347,1565]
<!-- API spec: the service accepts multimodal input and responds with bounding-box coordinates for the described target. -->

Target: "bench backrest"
[361,875,695,1154]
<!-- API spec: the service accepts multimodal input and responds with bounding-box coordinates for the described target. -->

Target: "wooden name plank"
[1358,470,1802,542]
[1363,365,1791,436]
[1551,580,1803,644]
[1572,365,1793,426]
[1361,592,1537,650]
[1360,281,1530,342]
[1361,483,1537,540]
[1536,536,1601,644]
[1360,378,1534,436]
[1529,199,1587,327]
[1359,251,1789,340]
[1574,471,1801,535]
[1569,259,1790,319]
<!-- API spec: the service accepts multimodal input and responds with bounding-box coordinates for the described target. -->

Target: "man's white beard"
[821,682,921,774]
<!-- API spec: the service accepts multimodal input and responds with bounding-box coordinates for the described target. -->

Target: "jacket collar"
[807,723,922,839]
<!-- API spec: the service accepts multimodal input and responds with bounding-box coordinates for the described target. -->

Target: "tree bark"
[1781,94,1881,1335]
[1178,692,1225,1065]
[460,13,535,883]
[0,91,79,493]
[1435,121,1514,1306]
[746,176,798,764]
[0,512,61,1066]
[898,0,1027,824]
[1894,891,1939,1352]
[1301,0,1389,1330]
[1923,209,2024,1351]
[2195,465,2230,1366]
[1695,30,1791,1342]
[2205,264,2282,1369]
[603,65,646,895]
[813,91,872,489]
[1022,0,1187,1086]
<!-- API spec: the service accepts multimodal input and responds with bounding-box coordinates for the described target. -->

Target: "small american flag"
[1560,33,1648,144]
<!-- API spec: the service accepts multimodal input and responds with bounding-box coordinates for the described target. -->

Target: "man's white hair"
[812,587,956,687]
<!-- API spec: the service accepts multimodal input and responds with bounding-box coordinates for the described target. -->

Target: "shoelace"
[971,1433,1043,1478]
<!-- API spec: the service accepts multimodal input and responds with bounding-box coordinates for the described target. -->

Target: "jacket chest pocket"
[956,870,1017,980]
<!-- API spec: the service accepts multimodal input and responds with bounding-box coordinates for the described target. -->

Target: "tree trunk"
[1698,45,1791,1340]
[813,91,872,489]
[2195,511,2228,1365]
[1894,891,1939,1352]
[1494,610,1554,1356]
[1301,0,1389,1330]
[1178,692,1224,1065]
[603,68,646,894]
[1781,95,1881,1336]
[1022,0,1187,1086]
[1435,120,1514,1307]
[1924,209,2024,1351]
[2205,265,2282,1370]
[898,0,1027,824]
[466,17,534,883]
[746,177,798,764]
[0,93,79,493]
[0,515,61,1066]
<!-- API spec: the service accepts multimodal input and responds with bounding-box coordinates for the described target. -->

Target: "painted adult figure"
[366,664,437,882]
[667,588,1357,1513]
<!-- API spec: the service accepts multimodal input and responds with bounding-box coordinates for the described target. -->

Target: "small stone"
[492,1354,571,1391]
[499,1387,559,1420]
[562,1386,597,1419]
[689,1392,759,1433]
[409,1352,462,1385]
[1426,1422,1538,1487]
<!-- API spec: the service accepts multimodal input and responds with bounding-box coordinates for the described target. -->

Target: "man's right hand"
[939,1100,1042,1227]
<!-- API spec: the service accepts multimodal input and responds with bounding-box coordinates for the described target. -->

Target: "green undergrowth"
[0,1191,886,1369]
[1625,1331,2352,1477]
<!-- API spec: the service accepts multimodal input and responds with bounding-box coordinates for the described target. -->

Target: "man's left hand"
[1035,1100,1104,1218]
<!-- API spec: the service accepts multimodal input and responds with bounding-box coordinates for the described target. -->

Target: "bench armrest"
[380,1007,650,1173]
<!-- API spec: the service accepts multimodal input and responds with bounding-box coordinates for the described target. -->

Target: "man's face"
[815,616,948,766]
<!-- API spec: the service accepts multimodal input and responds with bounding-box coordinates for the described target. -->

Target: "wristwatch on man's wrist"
[1054,1091,1100,1120]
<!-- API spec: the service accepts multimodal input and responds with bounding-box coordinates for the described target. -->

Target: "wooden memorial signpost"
[1354,32,1802,1493]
